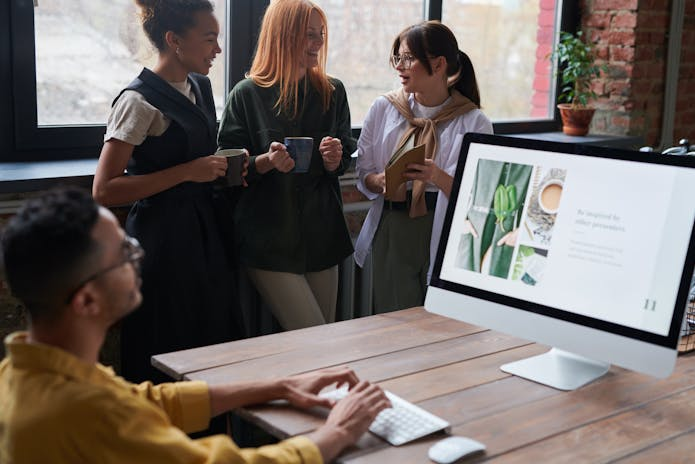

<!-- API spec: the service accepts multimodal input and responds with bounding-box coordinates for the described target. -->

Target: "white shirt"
[354,94,493,281]
[104,79,195,146]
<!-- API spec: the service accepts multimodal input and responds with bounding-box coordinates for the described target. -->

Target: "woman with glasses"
[92,0,243,383]
[354,21,493,313]
[217,0,354,332]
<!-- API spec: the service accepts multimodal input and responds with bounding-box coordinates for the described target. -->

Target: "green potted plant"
[550,31,605,136]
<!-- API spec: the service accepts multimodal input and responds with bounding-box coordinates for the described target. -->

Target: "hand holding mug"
[214,148,246,186]
[267,141,295,173]
[319,136,342,172]
[240,151,250,186]
[285,137,314,173]
[187,155,227,183]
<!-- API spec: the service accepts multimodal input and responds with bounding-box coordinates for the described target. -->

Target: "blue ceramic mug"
[284,137,313,173]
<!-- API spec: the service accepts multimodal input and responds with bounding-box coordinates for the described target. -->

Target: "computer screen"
[425,133,695,390]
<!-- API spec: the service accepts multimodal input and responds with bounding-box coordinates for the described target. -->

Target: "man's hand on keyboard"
[320,386,452,446]
[308,380,391,462]
[326,381,392,441]
[282,366,359,409]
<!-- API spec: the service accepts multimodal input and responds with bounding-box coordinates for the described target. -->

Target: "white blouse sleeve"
[104,91,168,146]
[468,108,494,136]
[356,98,388,200]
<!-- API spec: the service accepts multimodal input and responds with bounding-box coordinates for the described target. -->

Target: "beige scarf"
[384,88,477,217]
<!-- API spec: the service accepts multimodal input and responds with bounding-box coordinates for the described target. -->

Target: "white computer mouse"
[428,436,486,464]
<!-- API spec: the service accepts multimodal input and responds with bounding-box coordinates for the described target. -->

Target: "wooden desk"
[153,308,695,463]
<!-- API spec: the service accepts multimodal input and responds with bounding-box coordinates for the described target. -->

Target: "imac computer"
[425,133,695,390]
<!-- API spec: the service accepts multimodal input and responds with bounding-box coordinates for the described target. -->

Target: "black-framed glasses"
[390,53,417,70]
[65,236,145,304]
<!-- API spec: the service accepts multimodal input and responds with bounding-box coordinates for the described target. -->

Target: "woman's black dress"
[117,68,240,383]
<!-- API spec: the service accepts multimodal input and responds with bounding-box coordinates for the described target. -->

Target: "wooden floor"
[153,308,695,463]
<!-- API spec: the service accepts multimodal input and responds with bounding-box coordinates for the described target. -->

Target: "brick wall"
[531,0,556,117]
[582,0,694,147]
[674,1,695,144]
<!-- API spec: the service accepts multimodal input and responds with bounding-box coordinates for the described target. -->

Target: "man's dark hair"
[1,187,102,322]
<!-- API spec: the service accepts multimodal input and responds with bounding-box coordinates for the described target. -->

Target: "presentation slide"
[440,143,695,336]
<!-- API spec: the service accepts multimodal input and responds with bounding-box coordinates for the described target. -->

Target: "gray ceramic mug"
[215,148,246,186]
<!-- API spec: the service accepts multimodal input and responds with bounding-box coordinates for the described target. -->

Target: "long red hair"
[248,0,333,117]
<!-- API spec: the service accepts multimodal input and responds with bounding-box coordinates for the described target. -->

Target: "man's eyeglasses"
[65,236,145,304]
[391,53,417,70]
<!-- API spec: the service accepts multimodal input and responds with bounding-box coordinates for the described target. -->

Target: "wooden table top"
[152,307,695,463]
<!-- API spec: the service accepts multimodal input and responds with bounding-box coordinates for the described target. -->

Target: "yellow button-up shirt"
[0,332,323,464]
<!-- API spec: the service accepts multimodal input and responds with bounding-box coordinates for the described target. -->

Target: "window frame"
[430,0,578,135]
[1,0,577,162]
[10,0,107,155]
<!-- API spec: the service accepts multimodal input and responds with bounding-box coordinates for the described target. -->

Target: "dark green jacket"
[217,77,355,273]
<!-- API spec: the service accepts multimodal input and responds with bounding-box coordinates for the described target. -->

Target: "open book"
[384,139,426,200]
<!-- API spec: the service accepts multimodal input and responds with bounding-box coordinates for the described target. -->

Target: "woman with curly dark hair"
[93,0,242,383]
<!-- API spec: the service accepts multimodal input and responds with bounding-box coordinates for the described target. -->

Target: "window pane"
[314,0,425,125]
[443,0,559,121]
[34,0,227,126]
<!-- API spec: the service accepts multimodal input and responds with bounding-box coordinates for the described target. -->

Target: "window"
[3,0,576,161]
[33,0,228,126]
[314,0,575,131]
[313,0,424,125]
[442,0,555,122]
[7,0,229,156]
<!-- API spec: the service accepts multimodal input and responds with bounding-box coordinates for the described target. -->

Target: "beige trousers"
[246,266,338,330]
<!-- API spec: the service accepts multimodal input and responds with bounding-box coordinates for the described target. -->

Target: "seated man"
[0,187,390,463]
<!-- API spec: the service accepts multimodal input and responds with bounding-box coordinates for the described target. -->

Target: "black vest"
[114,68,217,198]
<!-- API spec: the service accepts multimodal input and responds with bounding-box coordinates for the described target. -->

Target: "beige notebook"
[384,140,426,200]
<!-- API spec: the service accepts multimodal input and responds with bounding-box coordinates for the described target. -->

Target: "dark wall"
[1,0,13,159]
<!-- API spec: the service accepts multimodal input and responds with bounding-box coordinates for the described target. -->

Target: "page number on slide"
[643,299,657,311]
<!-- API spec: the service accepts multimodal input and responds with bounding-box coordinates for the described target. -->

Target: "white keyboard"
[321,386,450,446]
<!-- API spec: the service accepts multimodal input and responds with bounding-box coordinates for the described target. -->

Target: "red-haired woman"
[218,0,354,331]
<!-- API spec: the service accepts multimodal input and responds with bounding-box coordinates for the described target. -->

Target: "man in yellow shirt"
[0,187,390,463]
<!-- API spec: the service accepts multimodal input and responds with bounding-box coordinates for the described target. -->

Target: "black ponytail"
[454,50,481,107]
[393,21,482,107]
